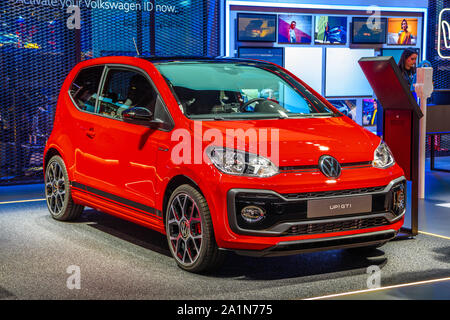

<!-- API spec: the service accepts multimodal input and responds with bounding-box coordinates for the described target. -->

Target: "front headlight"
[372,141,395,169]
[206,146,279,177]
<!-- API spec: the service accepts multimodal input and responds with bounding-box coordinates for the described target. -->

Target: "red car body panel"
[44,56,406,254]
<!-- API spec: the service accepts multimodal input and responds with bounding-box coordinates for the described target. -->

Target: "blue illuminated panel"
[238,47,284,66]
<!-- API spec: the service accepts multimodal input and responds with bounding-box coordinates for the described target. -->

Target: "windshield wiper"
[294,113,335,118]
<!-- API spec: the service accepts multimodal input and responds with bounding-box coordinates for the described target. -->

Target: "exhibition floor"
[0,163,449,300]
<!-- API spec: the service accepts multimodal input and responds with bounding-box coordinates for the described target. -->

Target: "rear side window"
[69,66,104,112]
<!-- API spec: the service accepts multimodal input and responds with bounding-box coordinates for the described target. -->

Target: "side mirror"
[123,106,152,121]
[122,107,164,129]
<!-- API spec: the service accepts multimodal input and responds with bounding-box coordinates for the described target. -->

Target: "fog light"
[392,183,406,216]
[241,206,266,223]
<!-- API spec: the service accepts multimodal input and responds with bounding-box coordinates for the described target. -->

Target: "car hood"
[195,116,380,167]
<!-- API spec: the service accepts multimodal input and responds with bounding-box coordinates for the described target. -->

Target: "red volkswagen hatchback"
[44,56,406,273]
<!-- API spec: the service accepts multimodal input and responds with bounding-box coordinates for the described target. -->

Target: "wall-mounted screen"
[325,48,374,97]
[351,17,387,44]
[362,98,379,129]
[381,48,420,64]
[315,16,347,45]
[238,47,284,66]
[284,47,323,94]
[329,100,357,121]
[237,13,277,42]
[278,15,312,44]
[387,18,418,45]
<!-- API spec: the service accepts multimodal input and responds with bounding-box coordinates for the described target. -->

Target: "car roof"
[140,56,276,66]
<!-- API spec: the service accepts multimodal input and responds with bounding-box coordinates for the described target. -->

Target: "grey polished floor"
[0,164,449,300]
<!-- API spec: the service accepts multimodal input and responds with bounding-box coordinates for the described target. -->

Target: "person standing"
[398,48,418,91]
[323,21,330,43]
[375,48,418,136]
[289,21,297,43]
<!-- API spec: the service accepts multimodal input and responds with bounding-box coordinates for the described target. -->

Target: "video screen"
[329,100,357,121]
[237,13,277,42]
[387,18,418,45]
[362,99,379,128]
[278,15,312,44]
[315,16,347,45]
[381,48,420,64]
[352,17,387,44]
[238,47,284,67]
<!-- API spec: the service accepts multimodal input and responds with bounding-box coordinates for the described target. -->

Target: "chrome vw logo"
[319,155,341,178]
[180,219,190,239]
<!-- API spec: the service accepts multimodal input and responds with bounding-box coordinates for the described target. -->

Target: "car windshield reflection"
[155,62,336,120]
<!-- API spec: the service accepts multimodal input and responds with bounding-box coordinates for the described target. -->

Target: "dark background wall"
[0,0,220,185]
[0,0,448,185]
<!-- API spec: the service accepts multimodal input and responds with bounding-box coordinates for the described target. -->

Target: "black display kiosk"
[358,56,423,237]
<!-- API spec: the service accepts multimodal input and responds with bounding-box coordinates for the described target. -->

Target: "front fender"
[156,164,223,231]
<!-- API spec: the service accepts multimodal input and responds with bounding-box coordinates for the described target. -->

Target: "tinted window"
[156,62,334,120]
[69,66,104,112]
[98,69,157,120]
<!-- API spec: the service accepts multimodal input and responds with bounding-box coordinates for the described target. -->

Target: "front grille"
[340,161,373,167]
[279,165,318,172]
[282,185,387,200]
[280,161,372,172]
[284,216,390,236]
[233,188,389,231]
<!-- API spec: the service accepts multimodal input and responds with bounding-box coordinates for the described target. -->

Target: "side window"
[69,66,104,112]
[98,69,157,120]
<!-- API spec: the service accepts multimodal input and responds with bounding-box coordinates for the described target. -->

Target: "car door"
[92,66,173,219]
[68,65,109,187]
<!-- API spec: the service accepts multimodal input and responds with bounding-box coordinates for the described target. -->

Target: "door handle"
[86,128,96,139]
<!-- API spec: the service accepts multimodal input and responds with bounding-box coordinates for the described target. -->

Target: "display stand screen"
[352,17,387,44]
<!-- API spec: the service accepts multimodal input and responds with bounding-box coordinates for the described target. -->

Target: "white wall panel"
[325,48,375,97]
[284,47,323,94]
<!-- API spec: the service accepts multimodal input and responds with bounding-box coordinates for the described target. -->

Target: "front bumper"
[227,176,406,237]
[218,176,406,255]
[232,229,397,257]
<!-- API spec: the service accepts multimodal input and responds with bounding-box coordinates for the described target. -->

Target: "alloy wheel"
[45,161,66,216]
[167,193,203,267]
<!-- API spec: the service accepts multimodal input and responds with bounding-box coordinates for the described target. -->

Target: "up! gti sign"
[438,8,450,59]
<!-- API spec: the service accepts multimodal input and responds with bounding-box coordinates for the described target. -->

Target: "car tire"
[45,155,84,221]
[165,184,225,273]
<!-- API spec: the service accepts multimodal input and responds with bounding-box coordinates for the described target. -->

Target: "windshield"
[155,61,336,120]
